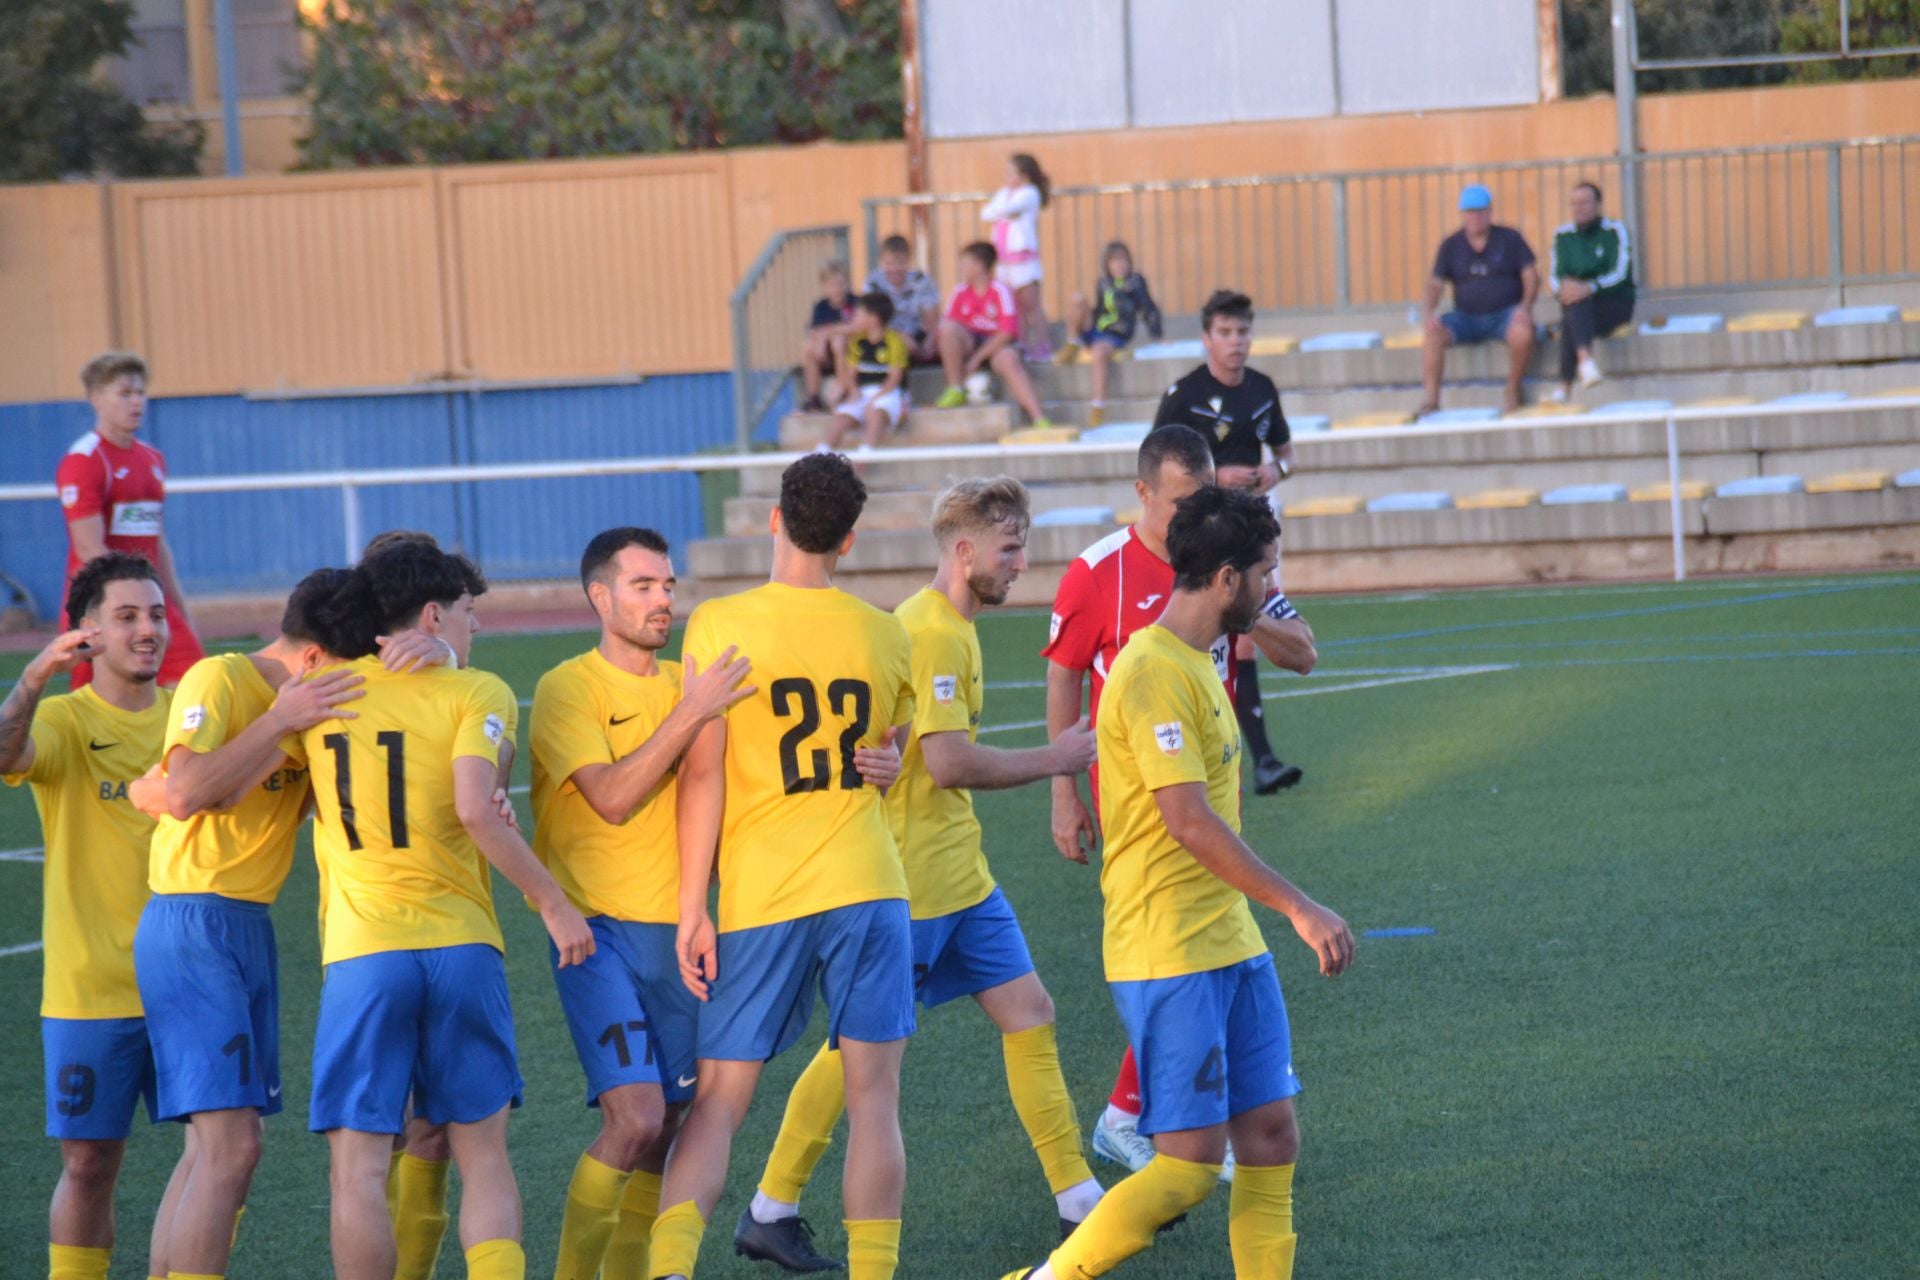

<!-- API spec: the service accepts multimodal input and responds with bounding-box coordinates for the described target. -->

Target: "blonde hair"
[932,475,1031,545]
[80,351,147,394]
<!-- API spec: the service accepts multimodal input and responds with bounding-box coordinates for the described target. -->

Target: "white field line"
[0,846,45,862]
[0,940,43,957]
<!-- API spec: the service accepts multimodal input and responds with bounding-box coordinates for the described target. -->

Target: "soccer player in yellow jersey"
[126,568,397,1280]
[1001,487,1355,1280]
[649,453,917,1280]
[531,527,755,1280]
[0,554,172,1280]
[741,476,1111,1268]
[288,541,594,1280]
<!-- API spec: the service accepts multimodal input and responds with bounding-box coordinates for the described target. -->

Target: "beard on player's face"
[612,591,673,652]
[967,568,1011,607]
[1221,568,1267,635]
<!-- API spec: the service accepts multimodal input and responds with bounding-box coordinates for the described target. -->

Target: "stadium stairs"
[688,289,1920,606]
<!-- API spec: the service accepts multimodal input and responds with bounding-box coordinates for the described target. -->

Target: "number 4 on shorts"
[1192,1045,1225,1096]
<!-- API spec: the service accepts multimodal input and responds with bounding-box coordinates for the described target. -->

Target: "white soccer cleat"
[1577,354,1604,388]
[1091,1109,1156,1173]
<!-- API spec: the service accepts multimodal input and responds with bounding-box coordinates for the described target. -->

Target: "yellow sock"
[1002,1023,1095,1194]
[464,1238,526,1280]
[601,1168,662,1280]
[759,1041,845,1204]
[386,1148,405,1220]
[230,1204,246,1252]
[391,1153,452,1280]
[1229,1162,1297,1280]
[49,1245,109,1279]
[646,1200,708,1279]
[844,1219,901,1280]
[1048,1153,1220,1279]
[553,1153,632,1280]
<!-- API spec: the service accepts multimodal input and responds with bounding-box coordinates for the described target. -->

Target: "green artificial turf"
[1,571,1915,1277]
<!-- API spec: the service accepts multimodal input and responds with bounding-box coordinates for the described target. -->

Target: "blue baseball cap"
[1458,183,1493,211]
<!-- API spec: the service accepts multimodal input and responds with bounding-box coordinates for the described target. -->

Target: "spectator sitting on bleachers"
[822,291,910,454]
[800,260,857,412]
[1420,184,1539,417]
[934,242,1053,430]
[863,234,941,364]
[1059,241,1164,427]
[1549,181,1635,400]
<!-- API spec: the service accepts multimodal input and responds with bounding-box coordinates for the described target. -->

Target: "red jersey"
[945,281,1020,339]
[1041,526,1233,728]
[56,430,203,685]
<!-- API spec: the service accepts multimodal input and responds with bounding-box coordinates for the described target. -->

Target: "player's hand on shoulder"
[1050,715,1097,776]
[542,898,594,969]
[681,647,756,721]
[27,625,101,685]
[677,911,718,1001]
[1290,899,1355,977]
[269,665,365,732]
[376,629,457,672]
[1051,786,1096,865]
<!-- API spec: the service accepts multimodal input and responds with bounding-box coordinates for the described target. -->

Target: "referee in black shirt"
[1152,288,1312,793]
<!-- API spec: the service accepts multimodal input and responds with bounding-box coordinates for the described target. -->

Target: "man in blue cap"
[1419,183,1539,417]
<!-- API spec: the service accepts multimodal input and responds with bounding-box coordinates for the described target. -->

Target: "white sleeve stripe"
[1596,218,1632,290]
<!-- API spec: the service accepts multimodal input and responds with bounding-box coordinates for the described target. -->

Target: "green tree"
[0,0,204,182]
[295,0,901,169]
[1783,0,1920,79]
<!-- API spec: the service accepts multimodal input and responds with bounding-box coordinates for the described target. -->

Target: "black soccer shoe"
[1254,756,1304,795]
[733,1206,844,1272]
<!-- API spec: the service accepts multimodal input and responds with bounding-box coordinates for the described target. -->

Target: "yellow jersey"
[4,685,171,1019]
[148,653,310,904]
[1095,624,1264,982]
[887,588,994,919]
[530,649,682,924]
[681,582,914,929]
[288,657,515,966]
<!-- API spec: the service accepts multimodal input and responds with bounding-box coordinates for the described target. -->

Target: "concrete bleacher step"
[777,404,1018,451]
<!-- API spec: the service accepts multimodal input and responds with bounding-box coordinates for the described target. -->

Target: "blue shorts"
[43,1017,156,1140]
[134,893,281,1122]
[552,917,700,1107]
[699,900,915,1061]
[912,888,1036,1010]
[1081,326,1134,350]
[1110,952,1299,1137]
[309,943,522,1134]
[1441,306,1516,345]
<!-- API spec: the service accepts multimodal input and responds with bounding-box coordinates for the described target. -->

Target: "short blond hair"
[931,475,1031,545]
[81,351,147,394]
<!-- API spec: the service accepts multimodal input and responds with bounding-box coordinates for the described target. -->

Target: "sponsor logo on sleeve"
[59,485,78,508]
[1154,721,1185,756]
[180,705,206,732]
[933,675,958,704]
[483,713,505,745]
[1048,612,1063,642]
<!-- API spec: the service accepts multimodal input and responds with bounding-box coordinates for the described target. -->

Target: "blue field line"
[1320,580,1905,650]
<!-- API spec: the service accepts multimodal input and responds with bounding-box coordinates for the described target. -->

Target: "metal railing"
[863,137,1920,323]
[730,223,850,450]
[3,395,1915,587]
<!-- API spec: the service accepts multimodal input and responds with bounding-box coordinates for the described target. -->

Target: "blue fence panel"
[1,375,733,622]
[461,377,732,580]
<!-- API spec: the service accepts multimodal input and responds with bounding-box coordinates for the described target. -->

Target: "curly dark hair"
[66,552,158,628]
[280,567,352,647]
[778,453,867,554]
[1168,485,1281,592]
[312,541,486,658]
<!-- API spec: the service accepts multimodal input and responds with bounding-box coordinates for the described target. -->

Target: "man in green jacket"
[1549,181,1635,399]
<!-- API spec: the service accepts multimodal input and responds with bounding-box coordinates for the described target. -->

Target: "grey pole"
[213,0,244,176]
[1610,0,1639,259]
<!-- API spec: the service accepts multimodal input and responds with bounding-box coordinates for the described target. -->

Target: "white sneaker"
[1576,354,1603,388]
[1549,385,1569,403]
[1219,1141,1237,1184]
[1091,1109,1155,1173]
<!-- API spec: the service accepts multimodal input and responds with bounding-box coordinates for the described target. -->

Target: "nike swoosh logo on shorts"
[677,1074,698,1088]
[268,1084,282,1098]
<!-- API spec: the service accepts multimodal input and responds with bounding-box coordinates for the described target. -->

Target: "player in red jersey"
[57,353,204,689]
[1042,424,1318,1181]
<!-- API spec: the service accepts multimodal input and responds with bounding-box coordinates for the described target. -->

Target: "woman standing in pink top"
[982,153,1053,361]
